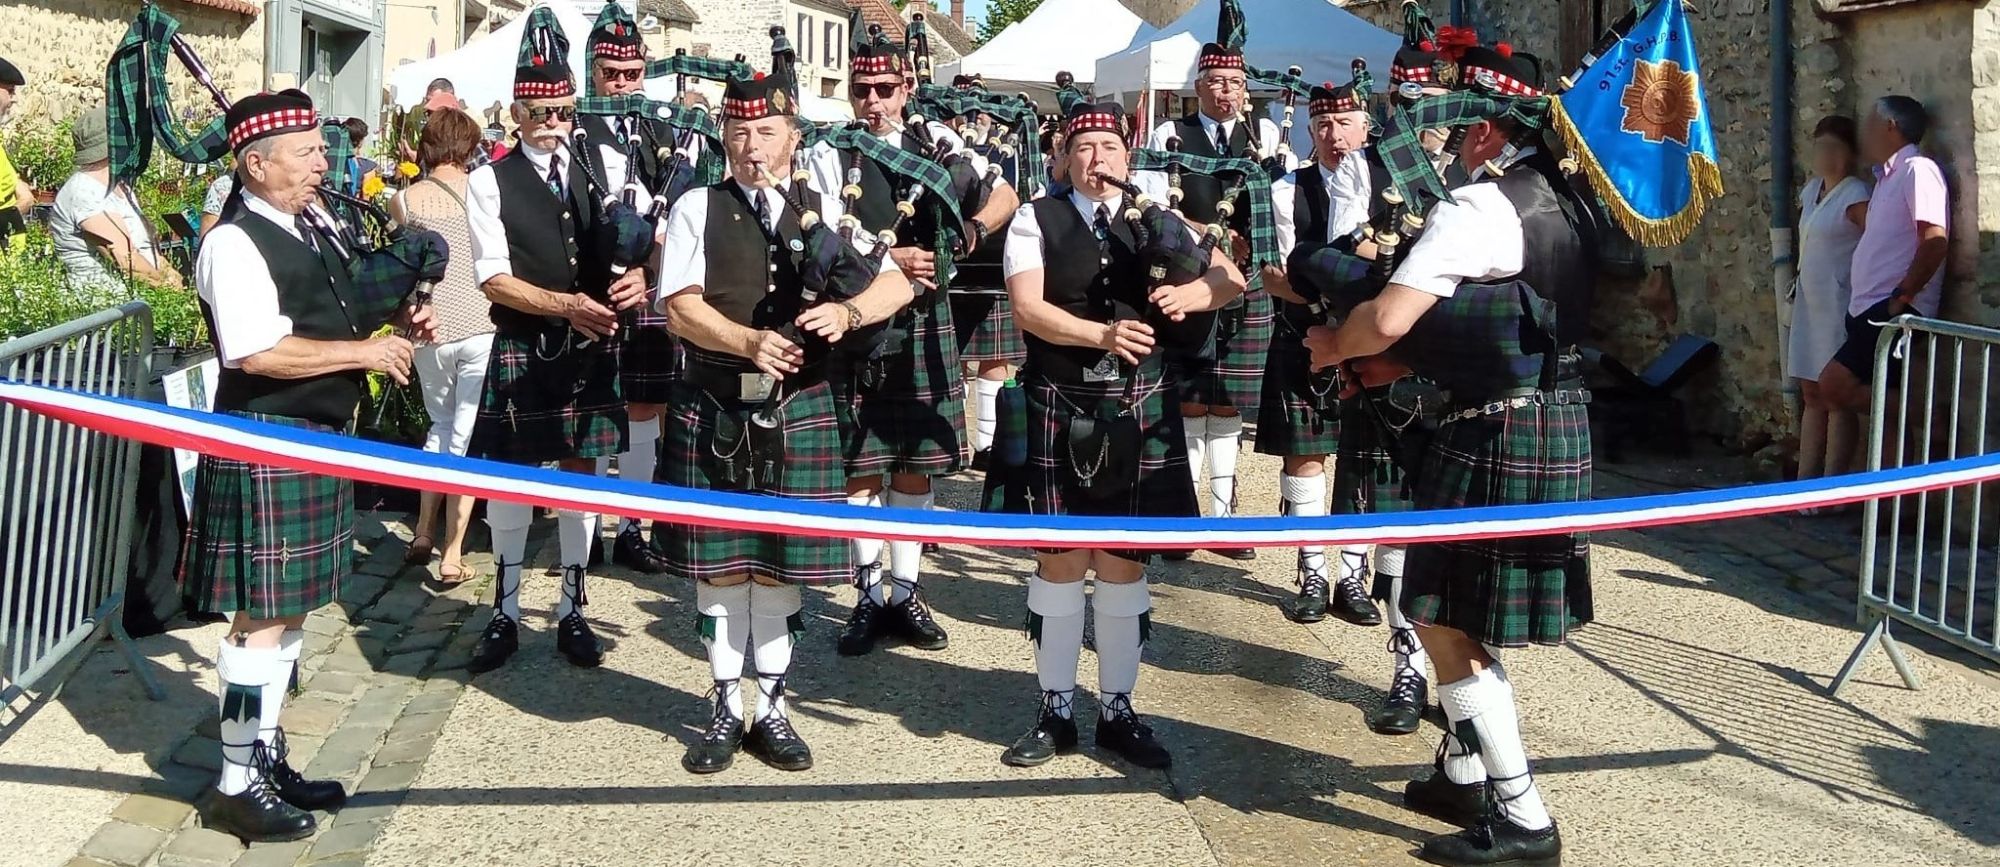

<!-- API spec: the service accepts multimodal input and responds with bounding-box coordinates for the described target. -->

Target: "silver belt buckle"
[1083,354,1122,383]
[739,372,775,402]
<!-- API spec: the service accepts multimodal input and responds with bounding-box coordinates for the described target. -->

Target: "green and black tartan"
[467,329,627,464]
[834,291,967,476]
[620,326,679,405]
[983,360,1197,564]
[181,413,351,620]
[1176,289,1273,413]
[658,351,851,585]
[1401,403,1593,647]
[1255,311,1340,457]
[950,293,1027,364]
[1331,382,1433,517]
[107,4,228,184]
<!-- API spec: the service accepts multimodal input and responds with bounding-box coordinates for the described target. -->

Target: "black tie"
[1215,123,1230,157]
[752,190,773,236]
[546,153,564,198]
[294,216,319,252]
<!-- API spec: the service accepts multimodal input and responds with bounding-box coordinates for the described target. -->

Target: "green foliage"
[976,0,1043,44]
[359,373,432,446]
[5,117,77,192]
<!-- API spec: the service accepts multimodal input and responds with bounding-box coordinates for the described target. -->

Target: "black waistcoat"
[1171,115,1252,226]
[1023,196,1149,379]
[209,212,364,427]
[490,147,601,333]
[1291,163,1330,252]
[699,183,827,331]
[846,131,933,240]
[1398,156,1592,398]
[576,113,669,191]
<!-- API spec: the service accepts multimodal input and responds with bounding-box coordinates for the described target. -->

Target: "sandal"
[437,560,470,584]
[404,534,435,565]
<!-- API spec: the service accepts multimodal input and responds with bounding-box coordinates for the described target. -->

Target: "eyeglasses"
[849,82,900,99]
[1199,76,1247,92]
[599,67,643,83]
[525,105,577,123]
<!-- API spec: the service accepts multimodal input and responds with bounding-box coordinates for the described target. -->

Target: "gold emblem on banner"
[1619,59,1699,146]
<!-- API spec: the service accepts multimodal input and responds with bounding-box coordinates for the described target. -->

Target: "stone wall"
[679,0,787,68]
[0,0,264,134]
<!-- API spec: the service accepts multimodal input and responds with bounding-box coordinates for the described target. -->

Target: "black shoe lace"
[1295,555,1329,597]
[1337,549,1372,589]
[1387,666,1427,706]
[701,681,741,743]
[851,561,883,591]
[562,564,589,610]
[894,580,937,626]
[482,611,515,641]
[1039,688,1074,722]
[1335,572,1372,605]
[1100,692,1150,736]
[487,558,520,636]
[758,712,802,743]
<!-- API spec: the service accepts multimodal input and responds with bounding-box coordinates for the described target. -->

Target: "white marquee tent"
[936,0,1144,87]
[1093,0,1400,104]
[387,1,850,123]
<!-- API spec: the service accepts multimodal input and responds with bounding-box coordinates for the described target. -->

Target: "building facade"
[0,0,265,135]
[382,0,491,86]
[264,0,387,123]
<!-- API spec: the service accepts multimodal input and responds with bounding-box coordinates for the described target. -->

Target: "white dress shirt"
[1002,186,1199,278]
[466,140,577,286]
[1271,153,1373,253]
[805,120,990,218]
[653,179,898,310]
[1389,182,1526,299]
[196,191,313,367]
[1147,114,1290,167]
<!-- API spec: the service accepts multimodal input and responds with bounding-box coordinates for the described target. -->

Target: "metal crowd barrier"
[0,301,164,708]
[1831,315,2000,695]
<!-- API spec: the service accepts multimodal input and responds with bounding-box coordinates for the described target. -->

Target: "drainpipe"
[1771,0,1798,421]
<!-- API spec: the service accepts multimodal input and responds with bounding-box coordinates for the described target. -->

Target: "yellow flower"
[397,161,420,179]
[361,174,385,199]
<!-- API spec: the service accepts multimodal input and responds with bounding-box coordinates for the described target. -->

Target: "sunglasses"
[599,67,643,83]
[849,82,900,99]
[525,105,577,123]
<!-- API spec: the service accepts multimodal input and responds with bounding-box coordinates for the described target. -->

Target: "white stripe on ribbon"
[3,380,1993,550]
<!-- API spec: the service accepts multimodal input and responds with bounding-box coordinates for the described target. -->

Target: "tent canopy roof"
[1094,0,1400,96]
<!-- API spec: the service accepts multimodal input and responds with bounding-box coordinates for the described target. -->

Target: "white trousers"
[413,332,494,457]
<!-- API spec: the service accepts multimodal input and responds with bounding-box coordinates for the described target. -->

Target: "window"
[822,77,838,98]
[798,13,814,65]
[824,22,842,69]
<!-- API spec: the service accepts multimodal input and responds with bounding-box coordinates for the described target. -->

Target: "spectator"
[1791,115,1870,485]
[1819,95,1949,412]
[199,168,235,237]
[342,116,379,183]
[0,56,30,248]
[48,106,180,292]
[385,109,492,583]
[480,122,509,164]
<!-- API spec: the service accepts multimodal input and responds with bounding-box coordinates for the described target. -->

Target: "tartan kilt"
[833,294,967,477]
[619,320,680,406]
[1254,317,1340,457]
[657,371,851,585]
[982,361,1197,563]
[1402,402,1594,647]
[468,328,628,465]
[1331,384,1434,517]
[181,413,351,619]
[949,292,1027,365]
[1176,288,1274,413]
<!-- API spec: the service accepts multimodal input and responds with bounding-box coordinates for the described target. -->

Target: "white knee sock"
[1281,473,1328,574]
[486,500,533,621]
[216,639,281,795]
[974,378,1002,451]
[884,488,933,603]
[847,492,886,603]
[1091,579,1150,715]
[556,510,598,620]
[1442,664,1552,829]
[1027,575,1086,718]
[262,630,303,751]
[697,582,751,719]
[616,416,660,532]
[1433,681,1489,786]
[1183,414,1208,503]
[750,583,803,721]
[1336,545,1371,586]
[1204,415,1243,518]
[1378,547,1429,679]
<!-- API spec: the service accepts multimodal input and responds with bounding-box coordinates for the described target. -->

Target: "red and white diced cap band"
[227,108,318,150]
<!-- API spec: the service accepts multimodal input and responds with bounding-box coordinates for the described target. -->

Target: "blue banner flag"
[1549,0,1721,246]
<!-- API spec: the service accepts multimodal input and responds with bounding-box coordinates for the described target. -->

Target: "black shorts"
[1830,299,1910,384]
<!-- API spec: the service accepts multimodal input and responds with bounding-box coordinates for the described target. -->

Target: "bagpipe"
[108,3,446,331]
[1119,142,1281,360]
[1090,169,1228,362]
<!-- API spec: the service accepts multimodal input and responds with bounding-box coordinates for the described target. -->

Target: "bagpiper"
[1259,77,1384,631]
[1305,43,1592,867]
[581,0,680,574]
[945,74,1031,471]
[654,70,912,773]
[185,88,425,841]
[1144,41,1287,561]
[990,101,1245,770]
[463,7,647,674]
[804,33,1019,656]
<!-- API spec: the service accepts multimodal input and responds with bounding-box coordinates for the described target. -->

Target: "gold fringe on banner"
[1548,99,1725,248]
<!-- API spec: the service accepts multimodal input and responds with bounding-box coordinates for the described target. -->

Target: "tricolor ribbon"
[2,381,1991,550]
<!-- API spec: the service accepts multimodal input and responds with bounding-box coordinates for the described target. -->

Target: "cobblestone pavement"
[7,449,1999,867]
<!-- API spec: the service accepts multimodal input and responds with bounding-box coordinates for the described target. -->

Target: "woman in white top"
[48,106,180,293]
[387,108,495,582]
[1791,115,1871,484]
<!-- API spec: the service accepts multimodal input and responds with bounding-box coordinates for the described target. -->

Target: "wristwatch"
[840,300,863,331]
[968,218,990,248]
